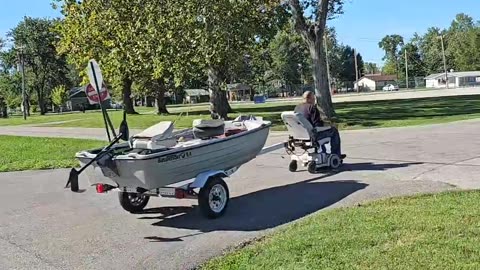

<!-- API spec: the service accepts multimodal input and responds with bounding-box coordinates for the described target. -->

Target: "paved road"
[3,120,480,269]
[331,86,480,103]
[227,87,480,104]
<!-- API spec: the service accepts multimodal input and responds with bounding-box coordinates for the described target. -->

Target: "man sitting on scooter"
[294,91,345,159]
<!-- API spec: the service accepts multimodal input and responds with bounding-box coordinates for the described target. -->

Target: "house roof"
[184,89,210,96]
[69,86,86,98]
[362,74,398,82]
[227,83,251,91]
[425,71,480,80]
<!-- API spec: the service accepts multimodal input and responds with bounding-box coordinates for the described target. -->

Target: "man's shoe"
[340,154,347,159]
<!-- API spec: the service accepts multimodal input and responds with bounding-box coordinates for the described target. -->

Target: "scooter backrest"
[281,111,314,140]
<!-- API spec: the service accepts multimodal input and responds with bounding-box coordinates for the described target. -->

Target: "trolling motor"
[65,111,130,192]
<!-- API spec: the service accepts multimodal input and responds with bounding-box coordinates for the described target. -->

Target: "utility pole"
[354,48,359,92]
[405,49,409,89]
[440,35,449,89]
[324,35,332,95]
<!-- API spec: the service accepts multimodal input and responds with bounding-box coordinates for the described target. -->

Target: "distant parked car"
[110,102,123,109]
[382,84,399,91]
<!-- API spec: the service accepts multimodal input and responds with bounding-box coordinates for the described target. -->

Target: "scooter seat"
[281,111,333,139]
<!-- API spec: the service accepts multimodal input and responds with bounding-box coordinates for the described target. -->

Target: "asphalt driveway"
[4,119,480,269]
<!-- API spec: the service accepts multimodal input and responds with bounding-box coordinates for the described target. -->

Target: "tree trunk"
[122,77,137,114]
[208,67,231,120]
[155,80,169,115]
[0,99,7,118]
[309,39,335,120]
[288,0,334,120]
[37,89,47,115]
[146,97,154,107]
[25,95,30,116]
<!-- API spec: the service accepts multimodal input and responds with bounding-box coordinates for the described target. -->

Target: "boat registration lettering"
[158,151,192,163]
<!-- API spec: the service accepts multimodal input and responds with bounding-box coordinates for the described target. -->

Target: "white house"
[355,74,397,91]
[227,83,252,101]
[184,89,210,104]
[425,71,480,89]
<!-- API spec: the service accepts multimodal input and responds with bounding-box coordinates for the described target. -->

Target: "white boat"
[72,116,271,218]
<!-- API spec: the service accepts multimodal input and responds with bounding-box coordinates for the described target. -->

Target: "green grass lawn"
[202,191,480,270]
[2,95,480,131]
[0,136,105,172]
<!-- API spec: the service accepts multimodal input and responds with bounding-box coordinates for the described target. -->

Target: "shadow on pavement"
[342,162,423,171]
[259,161,423,172]
[139,161,419,240]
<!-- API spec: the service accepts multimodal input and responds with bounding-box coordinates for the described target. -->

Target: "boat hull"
[77,124,270,190]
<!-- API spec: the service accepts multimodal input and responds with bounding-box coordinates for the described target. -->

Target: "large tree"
[324,27,343,84]
[399,42,426,80]
[0,38,7,118]
[56,0,276,118]
[9,17,70,115]
[378,34,404,78]
[287,0,345,120]
[364,62,379,74]
[269,26,309,91]
[338,45,364,83]
[55,0,143,114]
[190,0,278,119]
[446,13,480,71]
[0,40,24,118]
[127,1,202,115]
[413,27,452,75]
[225,6,290,96]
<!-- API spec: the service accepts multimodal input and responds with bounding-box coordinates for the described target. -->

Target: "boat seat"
[193,119,225,139]
[130,121,177,150]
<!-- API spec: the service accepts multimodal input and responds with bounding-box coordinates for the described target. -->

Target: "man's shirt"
[294,103,324,127]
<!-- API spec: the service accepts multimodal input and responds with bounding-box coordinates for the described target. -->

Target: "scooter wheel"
[289,160,298,172]
[198,176,230,219]
[307,162,317,174]
[329,155,342,169]
[118,192,150,213]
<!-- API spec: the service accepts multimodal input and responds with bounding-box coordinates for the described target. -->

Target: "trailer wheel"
[198,176,229,219]
[118,192,150,213]
[289,160,298,172]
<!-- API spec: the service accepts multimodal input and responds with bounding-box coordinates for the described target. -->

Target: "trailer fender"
[190,170,228,189]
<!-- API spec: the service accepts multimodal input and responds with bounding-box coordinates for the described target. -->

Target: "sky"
[0,0,60,36]
[1,0,479,66]
[329,0,480,65]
